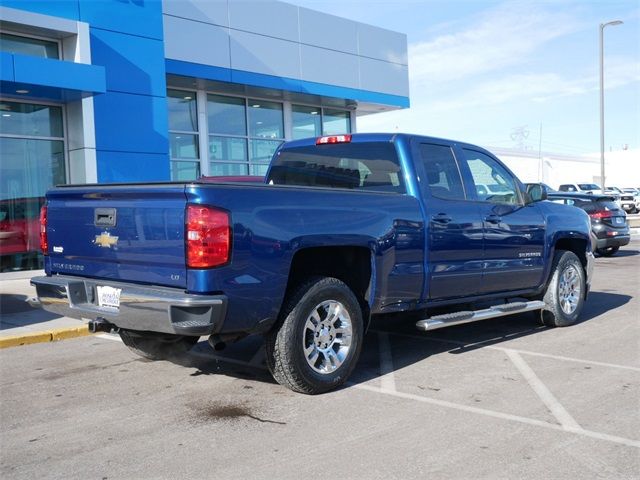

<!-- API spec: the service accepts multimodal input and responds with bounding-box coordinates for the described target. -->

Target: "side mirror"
[525,183,548,203]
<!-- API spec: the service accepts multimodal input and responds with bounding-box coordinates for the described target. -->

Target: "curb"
[0,325,92,349]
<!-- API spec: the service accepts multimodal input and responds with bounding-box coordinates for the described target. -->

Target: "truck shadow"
[172,290,631,390]
[0,294,62,330]
[350,290,631,386]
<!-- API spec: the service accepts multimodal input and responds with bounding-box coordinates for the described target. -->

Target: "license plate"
[97,285,121,309]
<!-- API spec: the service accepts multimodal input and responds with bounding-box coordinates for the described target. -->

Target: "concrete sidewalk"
[0,270,90,348]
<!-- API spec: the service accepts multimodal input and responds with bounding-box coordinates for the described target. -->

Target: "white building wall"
[492,147,640,189]
[161,0,409,98]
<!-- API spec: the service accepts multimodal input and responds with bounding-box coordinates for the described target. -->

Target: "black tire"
[596,246,619,257]
[119,329,199,360]
[541,250,586,327]
[265,277,364,394]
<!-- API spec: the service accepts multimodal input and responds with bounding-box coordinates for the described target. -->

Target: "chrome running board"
[416,300,545,331]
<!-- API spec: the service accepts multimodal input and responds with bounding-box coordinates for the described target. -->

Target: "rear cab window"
[266,142,405,193]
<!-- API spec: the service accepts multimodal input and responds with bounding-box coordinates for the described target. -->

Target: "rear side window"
[419,143,465,200]
[267,142,404,193]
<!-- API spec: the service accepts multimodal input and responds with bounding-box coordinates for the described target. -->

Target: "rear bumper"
[595,235,630,249]
[30,275,227,336]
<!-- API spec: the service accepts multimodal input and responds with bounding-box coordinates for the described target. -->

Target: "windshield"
[267,142,405,193]
[578,184,601,190]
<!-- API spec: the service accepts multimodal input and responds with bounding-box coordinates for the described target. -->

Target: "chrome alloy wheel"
[302,300,353,374]
[558,264,581,315]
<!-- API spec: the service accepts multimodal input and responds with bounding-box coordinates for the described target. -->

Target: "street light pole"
[600,20,623,191]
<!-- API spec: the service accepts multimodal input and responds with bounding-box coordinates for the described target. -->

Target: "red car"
[198,175,265,184]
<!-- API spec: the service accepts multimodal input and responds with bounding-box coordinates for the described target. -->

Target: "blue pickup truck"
[32,133,594,394]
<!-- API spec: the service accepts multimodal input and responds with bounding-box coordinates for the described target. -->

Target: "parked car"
[0,196,44,271]
[621,188,640,213]
[559,183,622,209]
[548,192,630,256]
[558,183,604,194]
[605,187,635,213]
[31,133,594,394]
[199,175,264,183]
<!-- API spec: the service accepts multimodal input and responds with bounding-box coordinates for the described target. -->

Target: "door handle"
[484,214,501,224]
[431,213,452,224]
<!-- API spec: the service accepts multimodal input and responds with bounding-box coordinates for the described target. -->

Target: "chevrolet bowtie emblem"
[94,231,119,248]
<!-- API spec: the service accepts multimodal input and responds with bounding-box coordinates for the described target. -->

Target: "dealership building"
[0,0,409,271]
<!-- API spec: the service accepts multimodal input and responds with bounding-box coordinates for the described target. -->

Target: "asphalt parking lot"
[1,240,639,479]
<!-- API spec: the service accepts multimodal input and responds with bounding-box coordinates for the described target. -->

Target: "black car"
[548,193,630,256]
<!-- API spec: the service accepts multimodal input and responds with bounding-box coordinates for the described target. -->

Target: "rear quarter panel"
[185,183,424,333]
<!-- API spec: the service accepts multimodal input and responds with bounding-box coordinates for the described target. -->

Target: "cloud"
[408,2,582,85]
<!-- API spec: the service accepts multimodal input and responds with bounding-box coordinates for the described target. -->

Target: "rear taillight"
[39,205,48,255]
[589,210,612,220]
[186,205,230,268]
[316,134,352,145]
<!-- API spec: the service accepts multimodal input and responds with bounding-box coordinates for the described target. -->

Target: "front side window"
[167,89,199,180]
[462,149,520,205]
[419,143,465,200]
[0,32,59,59]
[268,142,404,193]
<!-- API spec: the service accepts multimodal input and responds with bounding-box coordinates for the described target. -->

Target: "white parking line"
[93,332,639,447]
[371,329,640,372]
[505,349,582,431]
[352,384,640,449]
[95,333,122,342]
[377,332,396,392]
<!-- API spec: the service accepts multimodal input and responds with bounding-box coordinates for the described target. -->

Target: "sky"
[293,0,640,157]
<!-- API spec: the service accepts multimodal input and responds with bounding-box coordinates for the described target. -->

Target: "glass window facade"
[292,105,351,139]
[0,100,65,271]
[322,109,351,135]
[207,95,245,136]
[168,88,351,180]
[168,89,199,179]
[206,95,284,177]
[0,32,59,59]
[292,105,321,140]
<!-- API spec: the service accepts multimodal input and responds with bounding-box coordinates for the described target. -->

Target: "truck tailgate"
[45,185,187,288]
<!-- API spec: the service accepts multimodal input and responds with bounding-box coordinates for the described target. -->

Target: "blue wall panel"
[13,54,105,92]
[78,0,163,40]
[0,53,15,82]
[0,1,79,20]
[90,29,166,97]
[97,151,170,183]
[2,0,170,183]
[166,59,410,109]
[93,91,168,155]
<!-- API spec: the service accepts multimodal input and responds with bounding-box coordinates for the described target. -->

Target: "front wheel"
[541,250,585,327]
[119,329,199,360]
[265,277,364,394]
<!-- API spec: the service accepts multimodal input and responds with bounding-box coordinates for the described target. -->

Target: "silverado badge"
[94,231,119,248]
